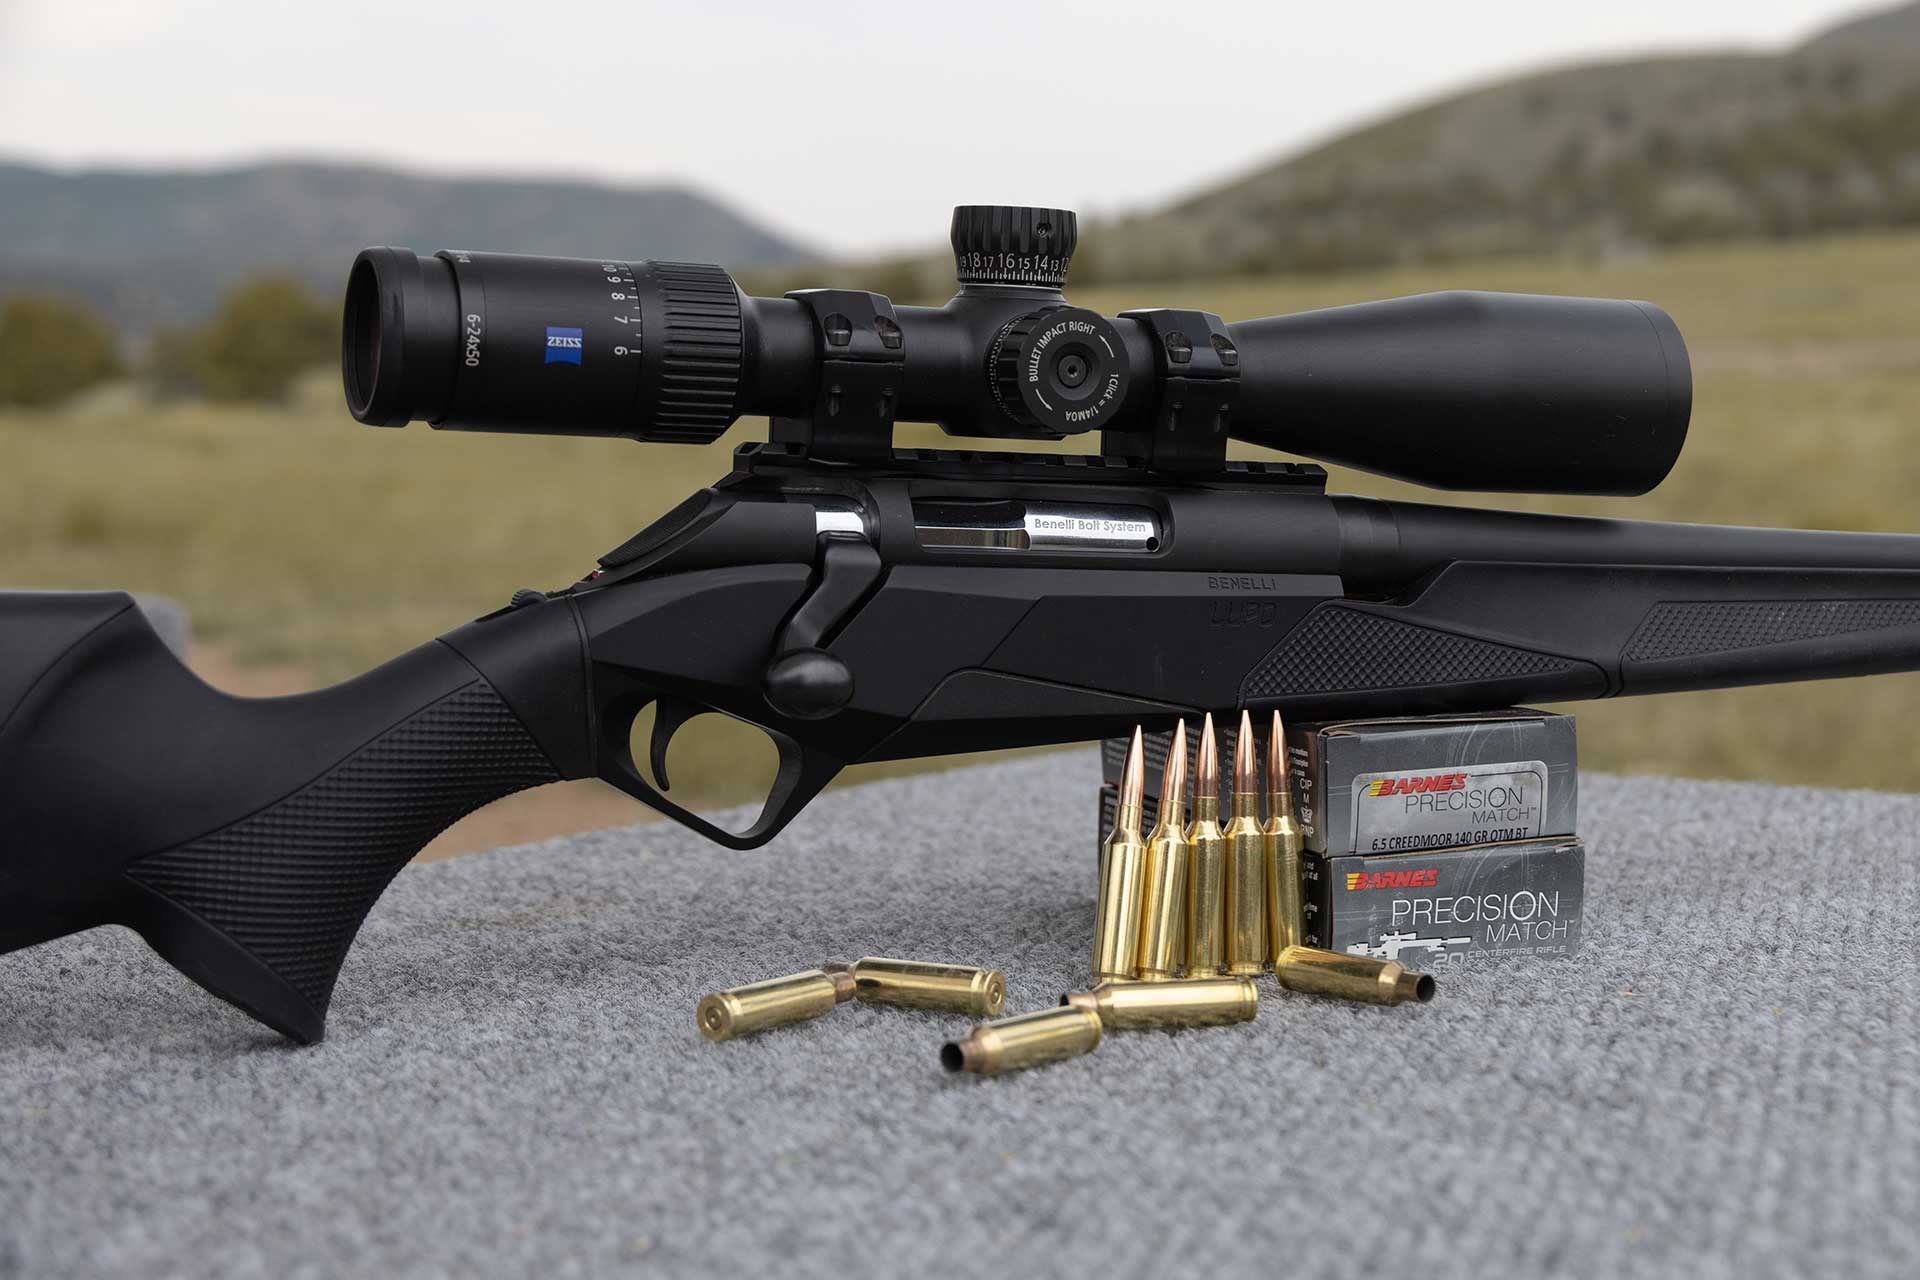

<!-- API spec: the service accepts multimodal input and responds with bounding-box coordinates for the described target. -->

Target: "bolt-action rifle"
[6,205,1918,1041]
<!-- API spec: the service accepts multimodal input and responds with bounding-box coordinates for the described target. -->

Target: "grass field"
[4,231,1919,820]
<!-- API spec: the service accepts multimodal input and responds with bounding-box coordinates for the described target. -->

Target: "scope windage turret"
[342,204,1692,494]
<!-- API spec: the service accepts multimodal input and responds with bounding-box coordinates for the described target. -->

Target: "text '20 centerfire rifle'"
[5,205,1917,1042]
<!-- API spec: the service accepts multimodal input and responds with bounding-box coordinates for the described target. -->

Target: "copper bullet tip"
[1119,725,1146,818]
[1233,709,1258,796]
[1267,709,1289,794]
[1160,720,1188,821]
[1196,713,1219,802]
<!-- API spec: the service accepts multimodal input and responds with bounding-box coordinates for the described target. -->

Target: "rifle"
[6,204,1917,1042]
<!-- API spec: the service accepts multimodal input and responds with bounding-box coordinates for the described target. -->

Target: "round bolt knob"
[763,649,854,720]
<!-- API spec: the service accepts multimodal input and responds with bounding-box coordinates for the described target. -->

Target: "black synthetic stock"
[1249,559,1920,714]
[11,478,1920,1039]
[0,593,588,1041]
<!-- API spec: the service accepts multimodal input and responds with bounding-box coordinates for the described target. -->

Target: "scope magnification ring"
[989,306,1130,435]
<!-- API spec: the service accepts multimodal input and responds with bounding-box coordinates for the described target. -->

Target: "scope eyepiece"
[342,247,745,443]
[343,247,462,428]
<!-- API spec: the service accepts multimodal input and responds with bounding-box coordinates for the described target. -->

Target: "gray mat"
[2,754,1916,1278]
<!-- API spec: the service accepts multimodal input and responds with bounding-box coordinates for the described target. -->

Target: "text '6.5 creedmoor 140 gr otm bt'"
[8,204,1920,1043]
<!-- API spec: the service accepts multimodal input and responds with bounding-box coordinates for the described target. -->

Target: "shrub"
[0,295,121,407]
[195,277,335,402]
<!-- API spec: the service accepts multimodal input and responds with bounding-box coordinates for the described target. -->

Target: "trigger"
[648,697,703,791]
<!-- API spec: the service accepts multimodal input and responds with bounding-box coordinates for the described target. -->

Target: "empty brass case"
[697,967,855,1041]
[1186,714,1227,977]
[850,957,1006,1017]
[1135,721,1190,981]
[1092,728,1148,981]
[1274,945,1438,1007]
[942,1006,1103,1075]
[1062,978,1257,1030]
[1264,710,1306,960]
[1223,711,1268,976]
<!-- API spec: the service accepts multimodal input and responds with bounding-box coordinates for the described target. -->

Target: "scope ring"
[988,306,1131,436]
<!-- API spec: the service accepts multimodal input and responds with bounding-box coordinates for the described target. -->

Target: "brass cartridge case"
[1062,977,1257,1030]
[941,1006,1103,1075]
[1185,714,1227,977]
[1275,945,1437,1007]
[1134,721,1190,982]
[1223,711,1268,977]
[1264,710,1306,961]
[850,957,1006,1017]
[1092,727,1148,982]
[697,967,856,1041]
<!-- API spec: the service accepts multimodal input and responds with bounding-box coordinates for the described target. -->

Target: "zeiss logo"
[545,326,584,365]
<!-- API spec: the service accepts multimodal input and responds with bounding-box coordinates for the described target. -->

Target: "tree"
[0,295,121,407]
[196,277,335,402]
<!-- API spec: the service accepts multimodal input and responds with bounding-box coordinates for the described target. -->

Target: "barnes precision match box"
[1098,709,1575,855]
[1304,835,1586,968]
[1091,790,1587,967]
[1287,710,1577,855]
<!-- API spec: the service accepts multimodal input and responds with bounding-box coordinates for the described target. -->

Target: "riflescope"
[343,204,1691,494]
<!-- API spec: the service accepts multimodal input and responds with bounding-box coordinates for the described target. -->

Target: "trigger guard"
[594,686,845,850]
[604,730,843,851]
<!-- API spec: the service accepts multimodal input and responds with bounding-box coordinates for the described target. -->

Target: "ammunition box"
[1304,835,1585,968]
[1103,710,1575,856]
[1288,709,1577,854]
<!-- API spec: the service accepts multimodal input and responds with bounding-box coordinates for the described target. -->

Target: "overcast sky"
[0,0,1876,254]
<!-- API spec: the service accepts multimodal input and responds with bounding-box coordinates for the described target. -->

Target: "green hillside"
[782,2,1920,299]
[1085,2,1920,281]
[0,161,811,334]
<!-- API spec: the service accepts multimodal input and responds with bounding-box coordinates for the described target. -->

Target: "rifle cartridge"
[1263,710,1306,961]
[1185,714,1227,977]
[850,957,1006,1016]
[941,1006,1103,1075]
[1091,727,1149,981]
[1134,721,1191,981]
[1223,711,1268,976]
[697,967,856,1041]
[1274,945,1437,1007]
[1062,977,1257,1030]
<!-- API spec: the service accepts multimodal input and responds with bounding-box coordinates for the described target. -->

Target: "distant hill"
[0,161,811,334]
[1078,1,1920,282]
[784,0,1920,299]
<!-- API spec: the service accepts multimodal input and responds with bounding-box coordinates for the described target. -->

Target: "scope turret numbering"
[949,205,1077,290]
